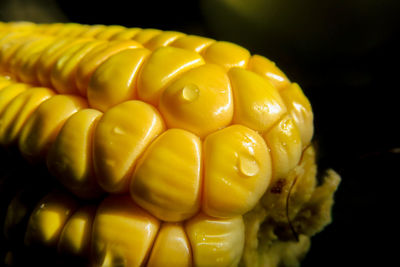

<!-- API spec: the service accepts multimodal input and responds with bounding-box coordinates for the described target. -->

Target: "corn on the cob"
[0,21,340,267]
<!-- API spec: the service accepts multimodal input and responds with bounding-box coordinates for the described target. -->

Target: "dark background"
[1,0,399,266]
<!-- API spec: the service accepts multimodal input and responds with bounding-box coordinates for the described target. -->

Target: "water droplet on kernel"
[181,84,199,102]
[238,155,259,177]
[112,126,125,135]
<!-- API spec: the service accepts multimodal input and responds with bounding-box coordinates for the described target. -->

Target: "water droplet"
[181,84,199,102]
[112,126,125,135]
[238,155,259,177]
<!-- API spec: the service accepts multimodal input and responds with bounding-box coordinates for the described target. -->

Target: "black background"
[1,0,399,266]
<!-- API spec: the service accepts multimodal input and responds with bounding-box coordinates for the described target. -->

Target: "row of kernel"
[0,28,312,144]
[1,76,305,222]
[0,22,313,145]
[1,174,245,267]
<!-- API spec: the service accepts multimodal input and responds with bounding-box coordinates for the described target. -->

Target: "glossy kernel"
[185,213,245,267]
[75,40,142,96]
[203,125,272,218]
[137,46,205,106]
[229,67,287,133]
[130,128,202,222]
[159,64,233,138]
[24,191,78,248]
[57,205,96,258]
[91,195,160,267]
[263,114,302,180]
[18,94,88,162]
[88,48,151,111]
[202,41,250,69]
[47,109,103,199]
[93,100,165,193]
[247,54,291,90]
[0,87,55,146]
[279,83,314,146]
[147,222,192,267]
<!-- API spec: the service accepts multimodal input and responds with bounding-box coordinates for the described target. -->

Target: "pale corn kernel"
[144,31,186,51]
[18,95,88,163]
[93,100,165,193]
[88,48,151,111]
[229,67,287,133]
[159,64,233,138]
[137,46,205,106]
[91,195,160,267]
[185,213,245,267]
[247,54,291,90]
[58,205,96,258]
[36,38,90,87]
[77,25,107,39]
[147,222,192,267]
[13,37,55,85]
[202,124,272,218]
[132,28,162,44]
[0,33,35,72]
[170,34,215,53]
[75,40,142,96]
[263,114,302,180]
[94,25,126,40]
[47,109,103,199]
[202,41,250,69]
[24,190,78,248]
[109,27,142,41]
[279,83,314,146]
[0,87,55,146]
[0,83,31,114]
[130,128,202,222]
[51,40,106,95]
[7,36,46,75]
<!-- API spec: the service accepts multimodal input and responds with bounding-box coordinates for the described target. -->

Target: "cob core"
[0,21,340,267]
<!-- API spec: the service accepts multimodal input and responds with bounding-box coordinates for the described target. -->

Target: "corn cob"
[0,22,340,267]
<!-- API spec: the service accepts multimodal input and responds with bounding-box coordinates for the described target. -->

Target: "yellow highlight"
[171,35,215,53]
[132,28,162,44]
[36,38,90,87]
[88,48,151,111]
[14,37,55,85]
[229,67,287,133]
[202,125,272,218]
[75,40,143,96]
[58,205,96,257]
[185,213,245,267]
[137,46,205,106]
[0,87,55,146]
[279,83,314,146]
[202,41,250,69]
[263,114,302,180]
[94,25,126,40]
[144,31,185,50]
[24,191,77,248]
[47,109,103,199]
[159,64,233,138]
[110,28,141,41]
[91,195,160,267]
[18,94,88,162]
[0,83,30,114]
[51,40,105,95]
[131,128,202,221]
[147,222,192,267]
[247,54,291,90]
[93,100,165,193]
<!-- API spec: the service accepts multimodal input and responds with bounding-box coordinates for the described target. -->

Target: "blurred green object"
[201,0,399,84]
